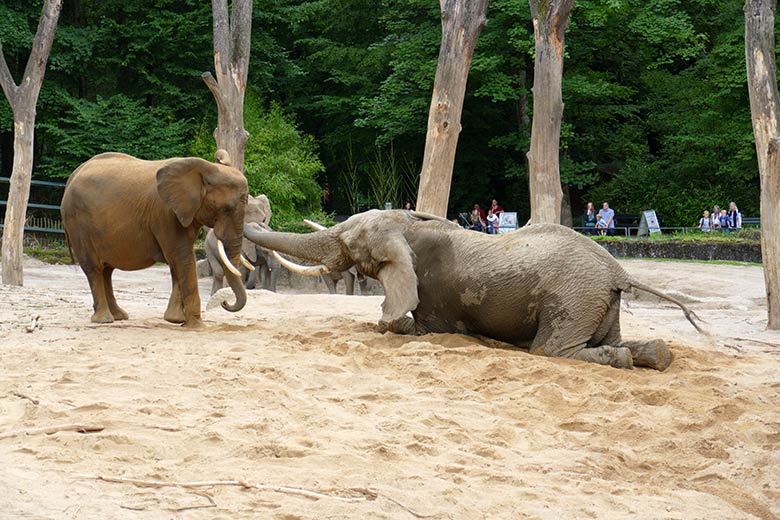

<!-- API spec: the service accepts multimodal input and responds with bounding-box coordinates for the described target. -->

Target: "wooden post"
[526,0,574,224]
[202,0,252,171]
[416,0,489,217]
[745,0,780,329]
[0,0,63,286]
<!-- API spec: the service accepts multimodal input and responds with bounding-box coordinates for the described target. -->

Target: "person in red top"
[490,199,504,216]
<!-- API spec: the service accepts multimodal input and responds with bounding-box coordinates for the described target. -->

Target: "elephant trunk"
[217,237,248,312]
[243,224,349,271]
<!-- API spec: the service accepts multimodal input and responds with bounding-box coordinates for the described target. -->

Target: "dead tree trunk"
[0,0,62,286]
[526,0,574,224]
[202,0,252,171]
[745,0,780,329]
[416,0,489,217]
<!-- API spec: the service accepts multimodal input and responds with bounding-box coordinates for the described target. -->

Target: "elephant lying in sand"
[61,150,249,327]
[244,210,702,370]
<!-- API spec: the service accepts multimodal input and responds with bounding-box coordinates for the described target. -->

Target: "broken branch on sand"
[11,391,40,405]
[24,315,41,333]
[73,474,375,503]
[0,424,105,440]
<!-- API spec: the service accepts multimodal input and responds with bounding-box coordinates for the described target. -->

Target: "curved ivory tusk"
[272,251,331,277]
[240,255,255,271]
[217,239,242,277]
[303,219,328,231]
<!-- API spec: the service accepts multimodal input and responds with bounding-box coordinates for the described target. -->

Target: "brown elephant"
[244,210,702,370]
[61,150,249,327]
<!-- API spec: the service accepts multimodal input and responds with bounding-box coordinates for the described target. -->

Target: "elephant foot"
[377,316,416,335]
[569,345,633,369]
[181,317,204,329]
[609,346,634,369]
[110,307,129,321]
[91,311,115,324]
[623,339,673,371]
[164,308,186,324]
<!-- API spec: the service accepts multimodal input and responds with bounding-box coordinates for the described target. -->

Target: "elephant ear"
[156,158,215,227]
[241,238,258,262]
[341,223,418,324]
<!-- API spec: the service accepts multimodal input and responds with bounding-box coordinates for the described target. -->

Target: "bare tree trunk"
[416,0,489,217]
[745,0,780,329]
[202,0,252,171]
[0,0,62,286]
[526,0,574,224]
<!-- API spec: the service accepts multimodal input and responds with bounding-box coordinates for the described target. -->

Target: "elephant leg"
[618,339,672,371]
[210,265,225,295]
[343,270,355,295]
[173,256,202,328]
[165,272,187,324]
[268,268,278,292]
[102,267,128,320]
[83,264,113,323]
[530,307,633,369]
[323,276,337,294]
[245,266,258,290]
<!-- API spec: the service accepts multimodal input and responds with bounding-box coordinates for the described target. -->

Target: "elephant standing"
[245,210,701,370]
[61,151,248,327]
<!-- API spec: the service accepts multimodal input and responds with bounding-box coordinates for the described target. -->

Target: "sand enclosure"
[1,258,778,519]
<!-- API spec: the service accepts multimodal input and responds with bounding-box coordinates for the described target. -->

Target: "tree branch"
[201,71,226,112]
[0,43,19,107]
[21,0,63,95]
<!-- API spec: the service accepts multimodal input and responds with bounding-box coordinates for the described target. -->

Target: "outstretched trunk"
[243,226,349,272]
[416,0,489,217]
[745,0,780,329]
[526,0,574,224]
[0,0,63,285]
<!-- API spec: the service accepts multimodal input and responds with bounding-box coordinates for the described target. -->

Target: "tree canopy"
[0,0,761,226]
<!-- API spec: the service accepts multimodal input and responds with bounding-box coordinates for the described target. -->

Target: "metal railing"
[0,176,66,234]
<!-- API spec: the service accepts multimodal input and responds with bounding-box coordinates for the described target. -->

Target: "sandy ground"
[1,258,779,520]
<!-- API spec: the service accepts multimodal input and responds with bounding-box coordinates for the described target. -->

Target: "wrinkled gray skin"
[206,194,276,294]
[62,151,248,327]
[244,210,702,370]
[321,267,368,295]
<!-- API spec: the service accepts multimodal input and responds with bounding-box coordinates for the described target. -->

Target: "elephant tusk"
[240,255,255,271]
[272,251,331,277]
[217,239,242,277]
[303,219,328,231]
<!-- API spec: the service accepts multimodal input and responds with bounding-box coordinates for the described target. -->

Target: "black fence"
[0,177,66,235]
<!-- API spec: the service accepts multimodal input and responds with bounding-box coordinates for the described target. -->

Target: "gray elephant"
[61,150,248,327]
[244,210,701,370]
[242,223,282,292]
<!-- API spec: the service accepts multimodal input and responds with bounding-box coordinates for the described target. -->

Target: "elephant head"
[243,210,453,326]
[156,152,249,312]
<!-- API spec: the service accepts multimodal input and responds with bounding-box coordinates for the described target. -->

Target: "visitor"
[403,201,413,211]
[719,209,732,233]
[711,206,722,231]
[321,185,333,212]
[473,203,486,221]
[490,199,504,217]
[595,211,608,236]
[583,202,597,235]
[727,201,742,230]
[698,210,711,233]
[486,209,499,234]
[470,206,486,232]
[600,202,616,236]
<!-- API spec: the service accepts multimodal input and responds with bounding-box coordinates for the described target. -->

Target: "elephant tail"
[64,229,76,266]
[628,279,706,334]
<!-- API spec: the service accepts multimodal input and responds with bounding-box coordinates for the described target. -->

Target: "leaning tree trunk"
[202,0,252,171]
[526,0,575,224]
[416,0,489,217]
[0,0,62,286]
[745,0,780,329]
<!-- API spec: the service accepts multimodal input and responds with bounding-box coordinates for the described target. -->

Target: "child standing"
[487,209,499,234]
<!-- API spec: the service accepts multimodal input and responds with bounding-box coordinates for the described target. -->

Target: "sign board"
[638,210,661,236]
[497,212,518,234]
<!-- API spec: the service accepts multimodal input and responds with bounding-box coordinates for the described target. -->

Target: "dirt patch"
[0,259,778,519]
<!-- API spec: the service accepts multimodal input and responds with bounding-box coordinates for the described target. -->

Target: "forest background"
[0,0,762,229]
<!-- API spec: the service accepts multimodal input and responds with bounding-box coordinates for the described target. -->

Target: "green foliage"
[39,94,189,176]
[191,94,324,226]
